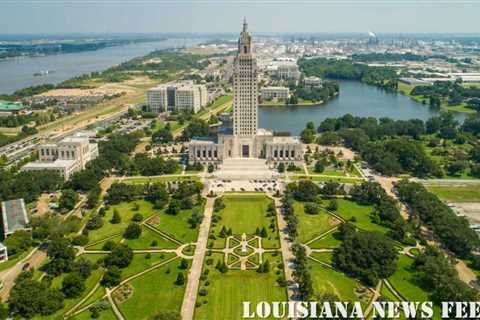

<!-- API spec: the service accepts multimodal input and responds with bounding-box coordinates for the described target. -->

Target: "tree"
[101,266,121,287]
[86,185,101,209]
[123,223,142,239]
[304,202,320,215]
[207,163,214,173]
[46,237,76,276]
[166,199,181,215]
[72,257,93,279]
[105,244,133,268]
[327,199,338,211]
[61,272,85,298]
[314,161,325,173]
[110,209,121,224]
[179,258,189,270]
[59,189,79,212]
[86,215,104,230]
[9,277,64,318]
[333,231,398,286]
[4,230,33,256]
[175,272,185,285]
[277,163,285,173]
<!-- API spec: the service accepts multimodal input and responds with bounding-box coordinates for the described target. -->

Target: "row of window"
[273,149,296,158]
[196,149,218,158]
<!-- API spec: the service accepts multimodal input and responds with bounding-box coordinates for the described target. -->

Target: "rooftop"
[22,159,77,169]
[1,199,30,236]
[0,101,27,112]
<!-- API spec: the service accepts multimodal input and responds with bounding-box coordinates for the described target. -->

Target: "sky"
[1,0,480,35]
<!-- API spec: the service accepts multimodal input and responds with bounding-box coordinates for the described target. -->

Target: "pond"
[258,80,466,135]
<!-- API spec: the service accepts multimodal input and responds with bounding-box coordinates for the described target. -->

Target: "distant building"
[270,61,301,81]
[1,199,31,238]
[22,134,99,180]
[147,81,208,114]
[303,76,323,89]
[0,101,28,117]
[260,86,290,101]
[0,243,7,263]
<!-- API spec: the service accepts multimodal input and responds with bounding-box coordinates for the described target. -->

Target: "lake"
[0,38,200,94]
[259,80,467,135]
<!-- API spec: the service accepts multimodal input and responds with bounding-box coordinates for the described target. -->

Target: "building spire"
[243,17,248,32]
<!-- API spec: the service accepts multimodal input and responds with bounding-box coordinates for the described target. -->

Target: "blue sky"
[1,0,480,34]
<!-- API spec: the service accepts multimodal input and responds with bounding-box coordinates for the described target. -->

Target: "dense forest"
[298,57,399,92]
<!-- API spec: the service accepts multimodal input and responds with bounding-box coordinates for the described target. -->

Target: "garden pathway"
[180,196,214,320]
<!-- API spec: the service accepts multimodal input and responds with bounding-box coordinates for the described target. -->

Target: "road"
[180,196,214,320]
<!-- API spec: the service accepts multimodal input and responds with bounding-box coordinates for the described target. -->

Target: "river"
[0,38,200,94]
[259,80,467,135]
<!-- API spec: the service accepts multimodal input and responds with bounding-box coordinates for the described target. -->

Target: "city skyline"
[1,0,480,35]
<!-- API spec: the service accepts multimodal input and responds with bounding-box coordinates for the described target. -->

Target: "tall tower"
[233,18,258,137]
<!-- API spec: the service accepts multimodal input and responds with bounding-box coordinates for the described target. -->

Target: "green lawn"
[293,175,364,184]
[87,200,160,243]
[118,260,186,320]
[308,230,342,249]
[73,307,116,320]
[310,251,333,265]
[328,199,389,234]
[121,253,178,280]
[0,250,31,272]
[388,255,430,302]
[425,185,480,202]
[309,261,370,306]
[294,201,340,243]
[387,255,442,319]
[209,195,279,248]
[124,227,178,249]
[195,253,287,320]
[151,201,204,243]
[39,258,105,319]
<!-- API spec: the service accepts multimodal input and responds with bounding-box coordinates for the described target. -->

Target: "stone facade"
[188,20,303,166]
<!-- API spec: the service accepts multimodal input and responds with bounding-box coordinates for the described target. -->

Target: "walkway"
[272,195,296,301]
[180,196,214,320]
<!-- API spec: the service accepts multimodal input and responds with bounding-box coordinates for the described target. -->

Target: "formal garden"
[194,194,288,319]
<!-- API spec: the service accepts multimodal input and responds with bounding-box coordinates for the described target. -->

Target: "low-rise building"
[22,134,99,180]
[260,86,289,101]
[303,76,323,89]
[1,198,31,238]
[0,101,28,117]
[0,243,7,263]
[147,81,208,114]
[270,61,301,80]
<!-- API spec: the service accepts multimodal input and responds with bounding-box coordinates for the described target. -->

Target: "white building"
[188,20,303,166]
[303,76,323,89]
[260,86,290,101]
[22,134,99,180]
[147,81,208,114]
[269,60,301,81]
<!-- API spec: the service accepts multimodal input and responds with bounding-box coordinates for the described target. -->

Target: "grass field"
[74,307,117,320]
[209,195,279,248]
[309,261,370,306]
[122,175,200,185]
[425,184,480,202]
[294,201,340,243]
[310,251,333,265]
[118,260,186,319]
[123,227,178,249]
[308,230,342,249]
[328,199,389,234]
[194,253,287,320]
[151,201,204,243]
[121,253,178,280]
[87,200,159,243]
[387,255,430,302]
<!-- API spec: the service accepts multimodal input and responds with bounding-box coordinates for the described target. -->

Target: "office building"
[147,81,208,113]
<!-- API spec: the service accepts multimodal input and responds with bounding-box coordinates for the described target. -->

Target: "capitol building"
[188,20,303,167]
